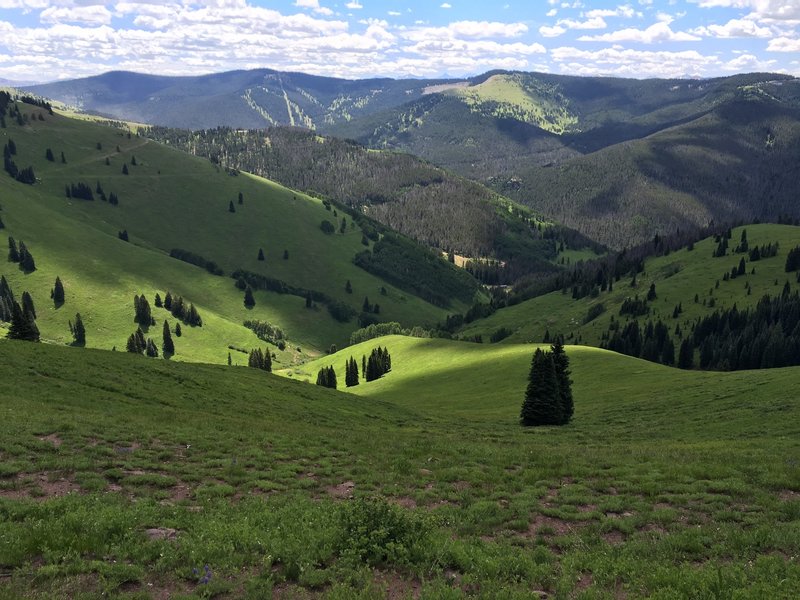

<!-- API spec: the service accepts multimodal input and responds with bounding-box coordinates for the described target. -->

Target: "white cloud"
[551,46,719,77]
[579,21,701,43]
[539,25,566,37]
[692,18,772,37]
[767,36,800,52]
[388,11,401,17]
[40,5,113,26]
[546,9,557,17]
[440,3,452,8]
[723,52,776,70]
[345,1,363,9]
[538,15,607,37]
[585,5,636,19]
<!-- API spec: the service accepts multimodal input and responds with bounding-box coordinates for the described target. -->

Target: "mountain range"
[27,69,800,248]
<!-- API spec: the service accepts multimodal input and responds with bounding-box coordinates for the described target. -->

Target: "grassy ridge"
[458,224,800,348]
[2,338,799,597]
[0,104,459,360]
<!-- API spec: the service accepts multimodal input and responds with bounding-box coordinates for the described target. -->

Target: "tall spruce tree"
[162,320,175,356]
[17,241,35,272]
[520,348,561,426]
[244,285,255,308]
[550,340,573,424]
[145,338,159,357]
[8,236,19,262]
[52,276,65,306]
[71,313,86,346]
[21,291,36,320]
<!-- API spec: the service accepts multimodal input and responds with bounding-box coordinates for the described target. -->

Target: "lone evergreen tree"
[122,163,128,175]
[8,236,19,262]
[258,248,265,261]
[228,200,235,213]
[18,241,35,272]
[244,285,255,308]
[162,320,175,356]
[174,322,182,337]
[154,293,162,308]
[238,191,243,204]
[646,283,657,301]
[45,148,54,162]
[70,313,86,346]
[52,276,65,306]
[283,249,289,260]
[520,348,562,426]
[550,339,573,424]
[21,291,36,320]
[345,280,352,294]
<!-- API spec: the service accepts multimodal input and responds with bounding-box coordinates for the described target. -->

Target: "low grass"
[1,337,798,597]
[0,103,459,361]
[461,224,800,348]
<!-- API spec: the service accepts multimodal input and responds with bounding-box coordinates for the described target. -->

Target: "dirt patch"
[298,472,319,481]
[419,468,432,476]
[164,483,193,503]
[13,472,80,499]
[373,570,422,600]
[107,483,123,493]
[526,514,582,537]
[779,489,799,501]
[145,527,179,541]
[602,530,626,545]
[114,442,141,454]
[605,511,634,519]
[327,481,355,499]
[38,433,62,447]
[639,523,668,534]
[576,504,598,513]
[452,481,471,492]
[389,496,418,509]
[576,572,593,591]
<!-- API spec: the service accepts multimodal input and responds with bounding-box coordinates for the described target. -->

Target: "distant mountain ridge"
[26,68,800,248]
[24,69,458,130]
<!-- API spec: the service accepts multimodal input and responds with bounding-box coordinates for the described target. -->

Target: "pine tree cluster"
[363,346,391,382]
[8,236,36,272]
[248,348,272,371]
[133,294,154,326]
[2,279,40,342]
[162,291,202,326]
[3,141,35,185]
[316,366,337,388]
[603,319,676,366]
[344,356,360,387]
[786,246,800,273]
[520,341,573,426]
[65,182,94,201]
[126,326,158,357]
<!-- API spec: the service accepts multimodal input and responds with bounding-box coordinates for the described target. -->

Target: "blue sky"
[0,1,798,82]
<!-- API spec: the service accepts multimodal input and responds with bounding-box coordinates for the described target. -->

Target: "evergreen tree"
[122,163,128,175]
[154,293,162,308]
[21,291,36,320]
[162,320,175,356]
[248,348,272,371]
[8,236,19,262]
[305,291,313,308]
[52,276,65,306]
[737,257,746,277]
[362,296,371,312]
[345,280,352,293]
[258,248,265,261]
[164,292,173,310]
[174,322,182,337]
[130,155,137,166]
[646,283,657,301]
[550,340,573,424]
[316,366,337,388]
[345,356,360,387]
[133,294,153,326]
[520,349,561,426]
[118,230,129,241]
[0,215,4,230]
[71,313,86,346]
[244,285,255,308]
[283,249,289,260]
[145,338,159,357]
[228,200,235,213]
[45,148,54,162]
[238,191,243,204]
[17,241,35,272]
[7,299,39,342]
[60,151,66,164]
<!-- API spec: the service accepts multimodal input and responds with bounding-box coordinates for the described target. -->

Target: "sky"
[0,0,798,83]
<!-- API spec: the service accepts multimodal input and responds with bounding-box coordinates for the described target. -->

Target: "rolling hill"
[2,336,798,596]
[0,99,476,364]
[454,224,800,364]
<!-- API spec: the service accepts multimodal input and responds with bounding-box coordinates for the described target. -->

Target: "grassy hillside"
[457,224,800,348]
[0,102,467,362]
[3,337,798,597]
[146,125,585,270]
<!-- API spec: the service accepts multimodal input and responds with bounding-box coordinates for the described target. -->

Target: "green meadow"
[0,104,460,363]
[1,336,797,598]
